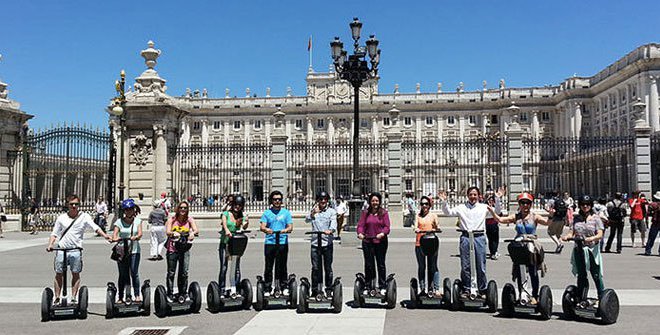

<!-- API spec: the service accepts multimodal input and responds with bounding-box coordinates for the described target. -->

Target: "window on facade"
[405,179,413,192]
[193,122,201,130]
[213,121,221,130]
[233,181,240,193]
[425,116,434,125]
[339,118,346,123]
[254,120,262,129]
[317,119,325,129]
[447,116,456,125]
[468,115,477,125]
[490,115,498,124]
[360,118,369,128]
[233,121,241,130]
[295,119,304,129]
[541,112,550,121]
[519,113,528,122]
[383,117,391,126]
[404,117,412,126]
[631,85,636,97]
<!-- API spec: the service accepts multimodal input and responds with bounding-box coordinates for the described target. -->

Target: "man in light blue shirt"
[305,192,337,295]
[260,190,293,293]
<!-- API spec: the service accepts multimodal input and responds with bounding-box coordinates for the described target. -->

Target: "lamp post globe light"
[330,17,380,231]
[110,70,127,209]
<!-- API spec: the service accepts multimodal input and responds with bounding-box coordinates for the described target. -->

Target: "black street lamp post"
[330,18,380,231]
[110,70,127,208]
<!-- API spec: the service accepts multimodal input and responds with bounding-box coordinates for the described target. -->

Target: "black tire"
[332,282,343,314]
[78,286,89,319]
[451,279,462,311]
[154,285,168,318]
[289,278,298,309]
[501,283,515,318]
[189,282,202,313]
[386,278,397,309]
[599,289,619,325]
[141,282,151,316]
[105,288,115,319]
[538,285,553,320]
[41,287,53,322]
[241,279,253,310]
[255,281,265,311]
[207,281,221,313]
[562,285,577,320]
[486,280,498,313]
[408,278,418,309]
[297,281,308,314]
[442,278,452,307]
[353,279,363,308]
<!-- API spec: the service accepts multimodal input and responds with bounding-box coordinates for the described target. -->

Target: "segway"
[353,235,397,309]
[153,232,202,318]
[41,247,89,321]
[450,230,498,312]
[500,236,552,320]
[207,230,253,312]
[298,231,342,313]
[105,280,151,318]
[408,230,451,309]
[254,231,298,311]
[562,236,619,325]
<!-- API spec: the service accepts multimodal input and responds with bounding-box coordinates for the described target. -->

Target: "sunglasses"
[519,201,532,205]
[272,198,283,202]
[179,207,189,210]
[420,202,430,206]
[69,202,80,206]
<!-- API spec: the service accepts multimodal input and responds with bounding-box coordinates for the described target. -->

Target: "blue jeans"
[117,253,140,300]
[646,225,660,255]
[459,234,487,292]
[218,242,241,291]
[166,251,190,296]
[415,246,440,291]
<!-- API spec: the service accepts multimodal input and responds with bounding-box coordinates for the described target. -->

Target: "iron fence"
[285,141,388,212]
[170,144,272,212]
[401,137,509,207]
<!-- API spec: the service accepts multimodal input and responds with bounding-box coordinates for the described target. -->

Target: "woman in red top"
[357,192,391,293]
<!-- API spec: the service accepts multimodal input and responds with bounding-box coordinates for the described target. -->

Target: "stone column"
[437,115,444,142]
[633,115,653,196]
[574,102,582,139]
[386,106,403,227]
[506,119,524,211]
[265,119,272,145]
[415,115,422,142]
[307,117,313,144]
[327,117,335,144]
[649,76,660,132]
[531,110,540,139]
[271,109,288,195]
[223,120,229,145]
[372,116,379,143]
[481,112,488,135]
[244,120,251,146]
[153,124,168,198]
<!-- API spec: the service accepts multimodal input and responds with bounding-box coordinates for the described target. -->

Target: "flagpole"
[308,35,313,71]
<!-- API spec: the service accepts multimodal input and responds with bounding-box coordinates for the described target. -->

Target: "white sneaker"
[283,289,290,295]
[493,252,500,260]
[380,289,387,296]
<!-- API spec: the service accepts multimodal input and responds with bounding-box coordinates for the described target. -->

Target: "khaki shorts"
[547,219,565,237]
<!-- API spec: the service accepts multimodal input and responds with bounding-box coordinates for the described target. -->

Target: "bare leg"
[54,273,63,299]
[71,273,81,298]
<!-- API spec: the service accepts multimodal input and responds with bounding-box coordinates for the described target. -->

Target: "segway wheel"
[78,286,89,319]
[141,282,151,316]
[255,281,265,311]
[451,279,462,311]
[562,285,577,320]
[41,287,53,322]
[353,279,363,308]
[105,288,115,319]
[189,282,202,313]
[486,280,498,313]
[501,283,515,318]
[332,282,343,314]
[442,278,452,307]
[154,285,168,318]
[207,281,222,313]
[538,285,553,320]
[408,278,418,309]
[297,281,308,314]
[241,279,253,310]
[598,289,619,325]
[386,278,397,309]
[289,278,298,309]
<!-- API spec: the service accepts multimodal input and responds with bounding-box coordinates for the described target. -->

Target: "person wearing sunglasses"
[218,195,249,293]
[111,198,143,304]
[164,200,199,301]
[259,190,293,294]
[47,194,112,304]
[414,196,441,297]
[488,192,549,305]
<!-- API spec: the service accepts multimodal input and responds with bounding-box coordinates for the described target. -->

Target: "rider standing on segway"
[414,196,442,297]
[219,195,249,293]
[260,190,293,295]
[47,194,112,304]
[305,191,337,296]
[488,192,549,305]
[357,192,391,295]
[111,199,143,304]
[165,200,199,301]
[561,195,606,299]
[439,187,490,299]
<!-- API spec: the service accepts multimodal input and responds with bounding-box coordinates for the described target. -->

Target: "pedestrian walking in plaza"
[165,200,199,300]
[488,192,549,305]
[305,191,337,296]
[644,192,660,256]
[357,192,391,294]
[111,199,143,304]
[46,194,112,304]
[0,200,6,238]
[218,195,249,292]
[94,196,108,234]
[335,196,348,241]
[628,191,648,248]
[259,190,293,294]
[148,200,167,261]
[545,194,569,254]
[561,195,606,300]
[414,195,441,296]
[605,192,626,253]
[404,193,417,228]
[439,187,491,299]
[28,198,41,235]
[593,197,609,252]
[485,188,504,260]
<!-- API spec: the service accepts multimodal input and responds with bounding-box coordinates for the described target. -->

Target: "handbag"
[0,215,6,222]
[111,221,135,262]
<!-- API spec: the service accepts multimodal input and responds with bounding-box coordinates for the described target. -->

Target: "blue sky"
[3,0,659,129]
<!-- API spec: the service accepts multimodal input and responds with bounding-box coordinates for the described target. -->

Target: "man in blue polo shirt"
[260,190,293,294]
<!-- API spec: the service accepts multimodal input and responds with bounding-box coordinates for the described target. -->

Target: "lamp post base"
[340,198,364,247]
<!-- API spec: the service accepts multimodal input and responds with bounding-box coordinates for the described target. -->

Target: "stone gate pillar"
[506,109,524,211]
[386,106,403,227]
[633,100,653,196]
[270,108,288,196]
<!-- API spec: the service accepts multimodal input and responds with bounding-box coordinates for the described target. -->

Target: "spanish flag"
[307,36,312,52]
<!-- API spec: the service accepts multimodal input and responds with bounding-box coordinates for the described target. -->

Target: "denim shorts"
[54,249,83,273]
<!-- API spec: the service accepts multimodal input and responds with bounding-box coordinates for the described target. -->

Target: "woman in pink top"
[414,196,441,297]
[357,192,391,293]
[165,200,199,300]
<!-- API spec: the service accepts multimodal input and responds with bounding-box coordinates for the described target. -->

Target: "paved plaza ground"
[0,222,658,335]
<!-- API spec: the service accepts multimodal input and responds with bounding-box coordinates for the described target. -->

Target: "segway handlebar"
[417,229,442,234]
[504,237,536,243]
[50,247,83,252]
[565,236,585,242]
[455,229,484,234]
[305,231,331,235]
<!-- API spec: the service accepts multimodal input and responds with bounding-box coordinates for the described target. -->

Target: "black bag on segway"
[419,234,439,256]
[228,234,248,257]
[174,236,192,252]
[507,241,534,266]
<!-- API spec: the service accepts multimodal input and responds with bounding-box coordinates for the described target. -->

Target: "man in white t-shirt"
[47,194,112,304]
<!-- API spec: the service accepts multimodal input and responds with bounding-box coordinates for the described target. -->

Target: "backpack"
[553,198,567,219]
[608,201,625,222]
